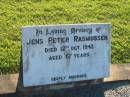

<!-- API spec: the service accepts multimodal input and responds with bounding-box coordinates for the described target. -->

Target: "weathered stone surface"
[22,24,111,87]
[0,64,130,96]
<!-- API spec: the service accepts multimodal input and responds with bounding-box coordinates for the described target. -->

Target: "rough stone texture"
[0,74,18,94]
[104,64,130,81]
[105,85,130,97]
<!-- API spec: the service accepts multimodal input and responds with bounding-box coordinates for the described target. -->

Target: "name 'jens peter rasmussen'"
[26,28,108,45]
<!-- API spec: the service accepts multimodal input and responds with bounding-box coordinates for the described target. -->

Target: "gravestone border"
[16,23,111,96]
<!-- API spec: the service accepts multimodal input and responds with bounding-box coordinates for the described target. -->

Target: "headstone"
[22,23,111,87]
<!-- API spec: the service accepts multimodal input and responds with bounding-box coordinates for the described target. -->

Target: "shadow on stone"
[0,93,17,97]
[0,80,129,97]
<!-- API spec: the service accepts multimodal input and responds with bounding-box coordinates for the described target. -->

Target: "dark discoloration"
[64,49,72,68]
[1,80,130,97]
[96,27,101,33]
[23,46,30,73]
